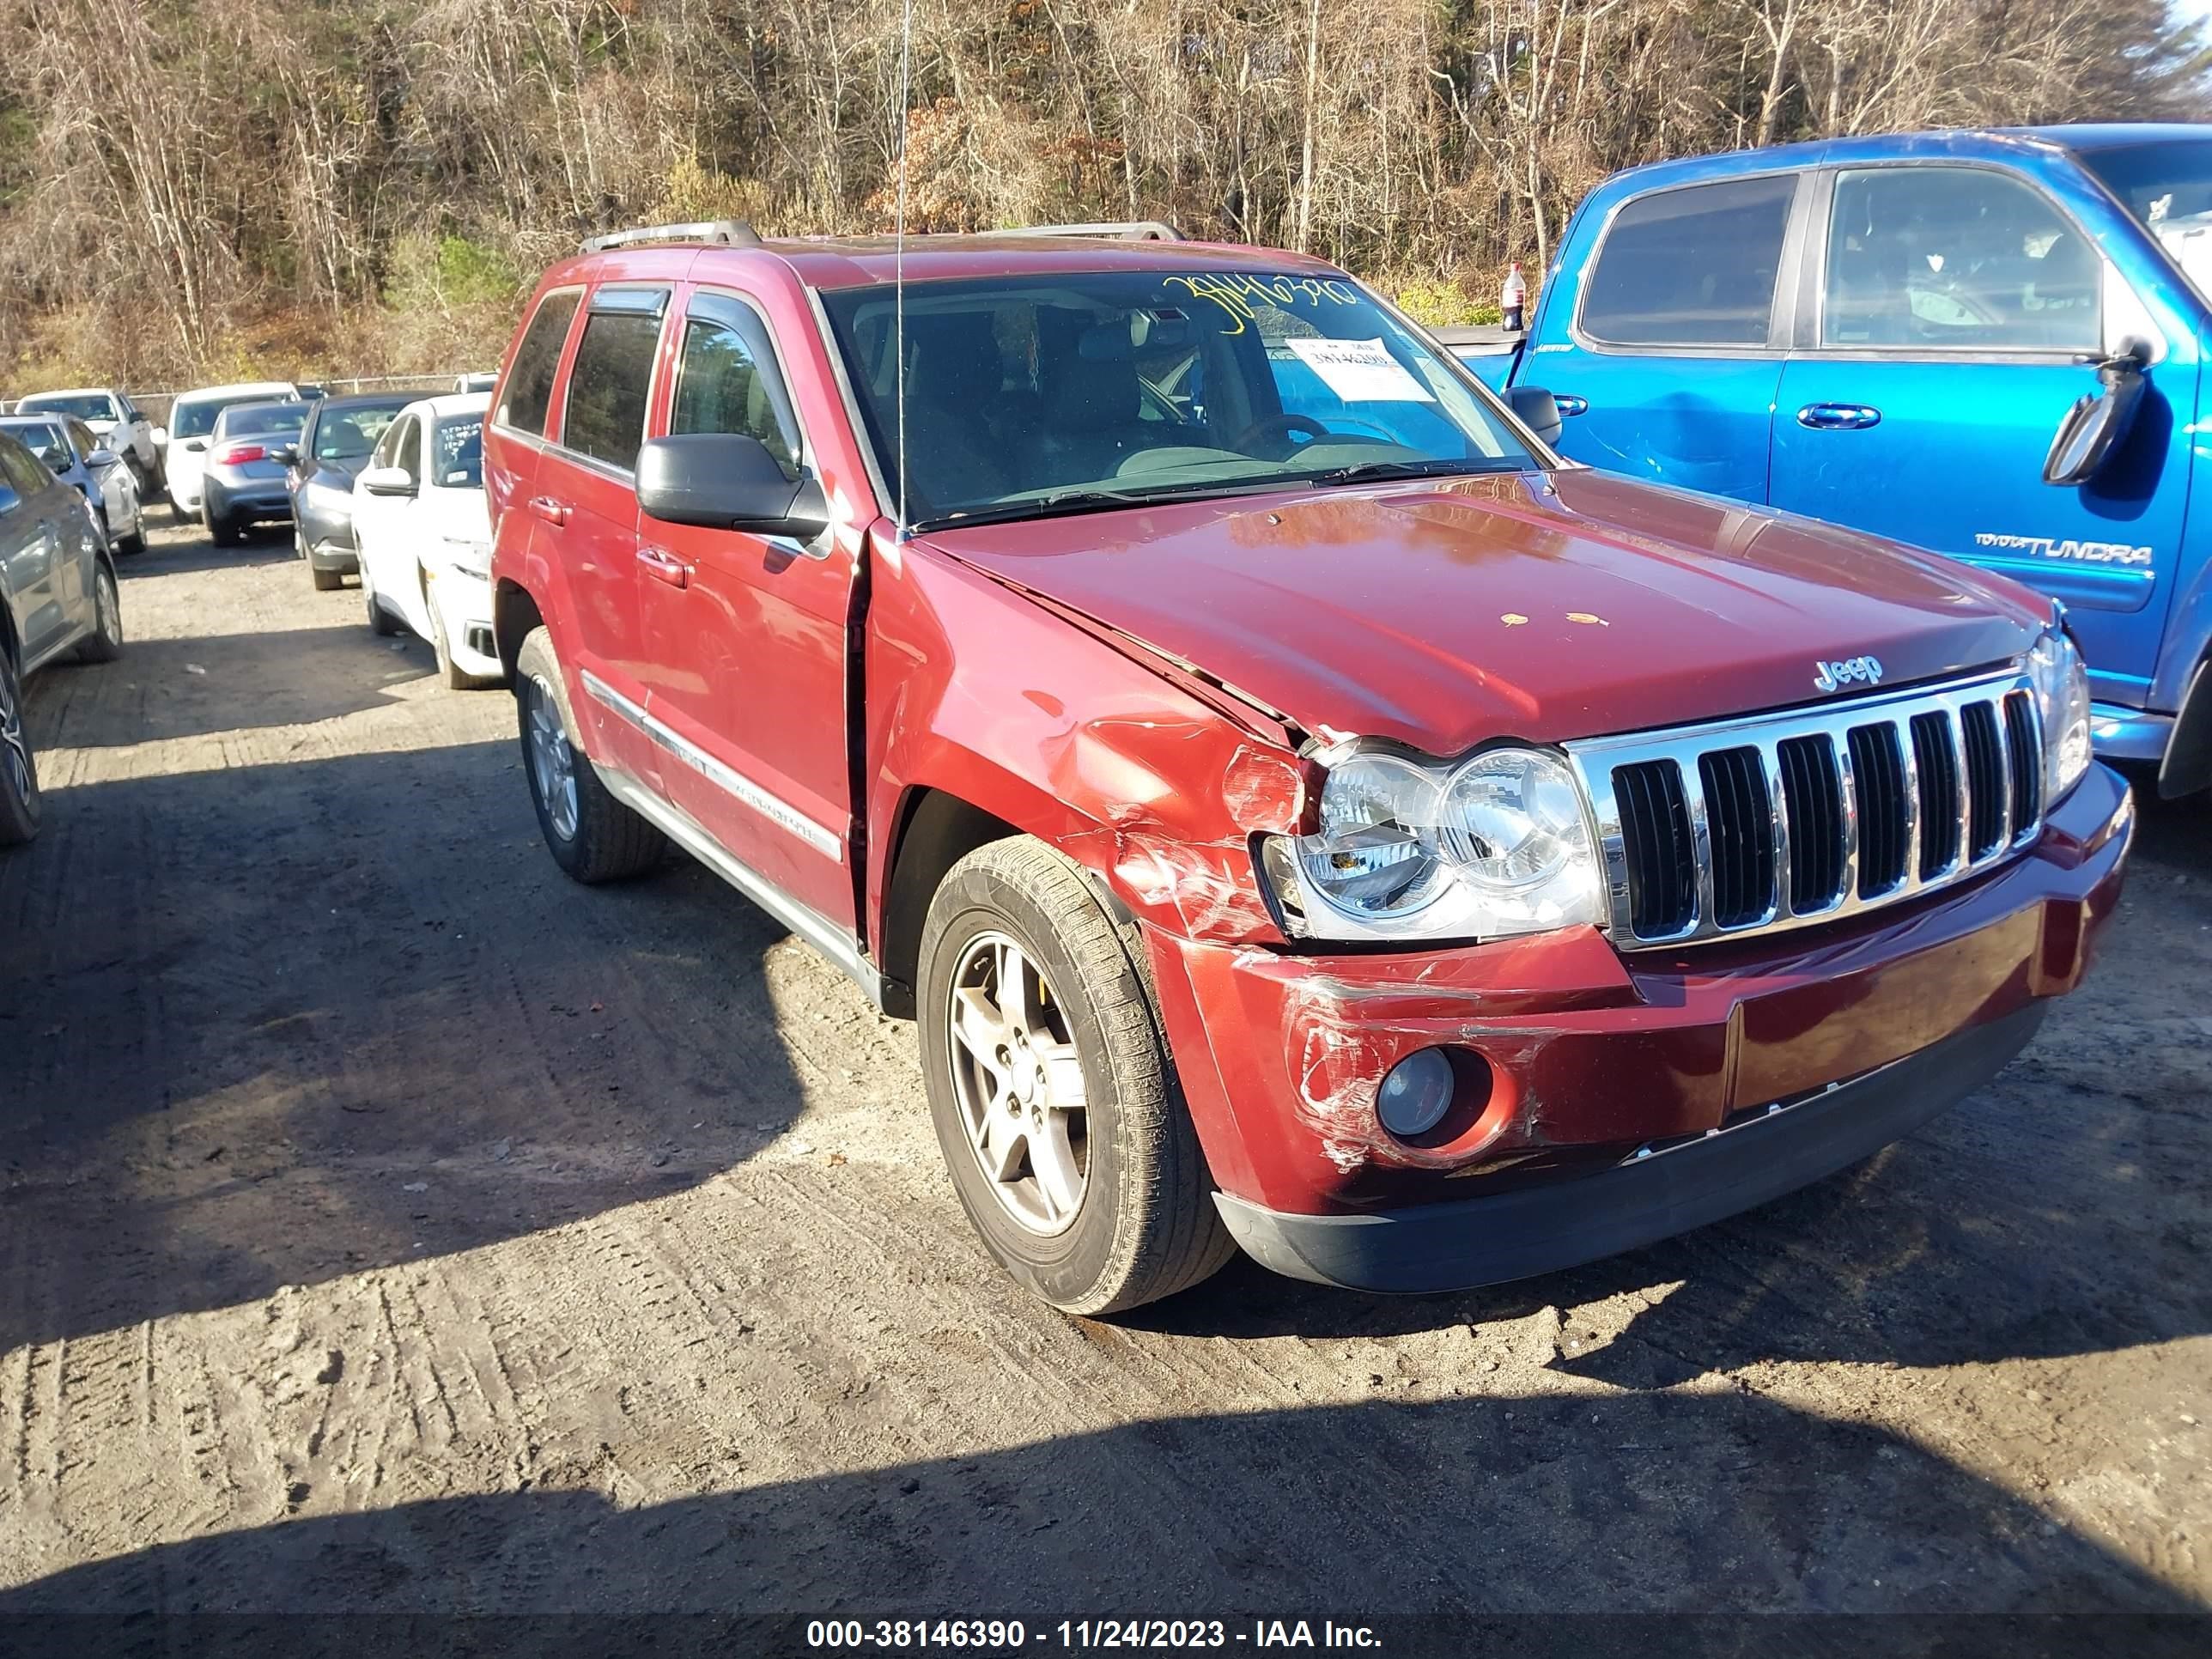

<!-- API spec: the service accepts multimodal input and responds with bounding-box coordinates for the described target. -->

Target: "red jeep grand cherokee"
[483,219,2132,1315]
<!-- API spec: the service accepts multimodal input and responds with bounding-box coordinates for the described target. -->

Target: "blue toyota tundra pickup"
[1462,125,2212,798]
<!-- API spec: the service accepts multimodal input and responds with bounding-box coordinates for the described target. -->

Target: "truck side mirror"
[637,432,829,541]
[1505,385,1564,447]
[2044,349,2147,487]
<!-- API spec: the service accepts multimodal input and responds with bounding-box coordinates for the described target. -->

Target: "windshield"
[434,415,484,489]
[221,402,308,439]
[820,269,1536,529]
[2081,141,2212,297]
[19,393,115,423]
[310,401,406,462]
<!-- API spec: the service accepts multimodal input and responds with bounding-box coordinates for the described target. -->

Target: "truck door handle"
[1796,403,1882,431]
[528,495,571,526]
[637,545,690,589]
[1553,394,1589,416]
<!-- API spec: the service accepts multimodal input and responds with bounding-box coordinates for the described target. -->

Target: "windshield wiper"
[1298,459,1516,488]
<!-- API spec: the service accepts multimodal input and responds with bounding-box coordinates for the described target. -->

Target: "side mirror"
[2045,351,2148,487]
[270,443,299,467]
[637,432,829,540]
[360,465,416,497]
[85,447,118,469]
[150,426,168,447]
[1505,384,1564,447]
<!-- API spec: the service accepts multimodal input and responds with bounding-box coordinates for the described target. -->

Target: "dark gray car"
[0,414,145,555]
[0,429,125,846]
[202,399,311,545]
[286,394,409,590]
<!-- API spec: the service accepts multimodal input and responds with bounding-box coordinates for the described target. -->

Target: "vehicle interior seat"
[903,312,1012,507]
[319,415,370,460]
[1021,314,1161,485]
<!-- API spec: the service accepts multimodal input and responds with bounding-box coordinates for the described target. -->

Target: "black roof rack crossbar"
[987,221,1183,242]
[581,219,762,254]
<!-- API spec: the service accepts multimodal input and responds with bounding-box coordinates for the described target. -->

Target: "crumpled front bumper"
[1144,762,2135,1291]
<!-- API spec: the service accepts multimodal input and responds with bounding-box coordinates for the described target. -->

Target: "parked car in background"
[1462,124,2212,802]
[356,391,499,688]
[0,428,125,846]
[163,380,299,520]
[483,220,2130,1316]
[201,399,311,545]
[0,414,144,555]
[286,393,410,590]
[13,388,162,489]
[454,372,499,393]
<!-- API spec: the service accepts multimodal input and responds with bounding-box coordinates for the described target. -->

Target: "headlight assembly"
[1259,744,1603,944]
[2027,626,2091,805]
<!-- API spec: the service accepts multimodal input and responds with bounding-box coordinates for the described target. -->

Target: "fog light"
[1376,1048,1455,1139]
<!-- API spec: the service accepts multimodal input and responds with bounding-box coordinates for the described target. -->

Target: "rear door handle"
[1796,403,1882,431]
[528,495,571,526]
[637,545,690,589]
[1553,394,1589,416]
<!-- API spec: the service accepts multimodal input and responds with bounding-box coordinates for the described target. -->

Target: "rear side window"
[669,296,800,477]
[1823,167,2100,352]
[562,300,665,470]
[1581,175,1797,347]
[499,289,582,438]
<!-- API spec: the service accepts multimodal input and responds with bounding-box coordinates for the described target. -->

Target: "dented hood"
[921,469,2050,755]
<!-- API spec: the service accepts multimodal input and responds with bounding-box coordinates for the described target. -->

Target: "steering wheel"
[1231,412,1333,455]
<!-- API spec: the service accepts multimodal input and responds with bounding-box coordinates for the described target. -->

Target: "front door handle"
[637,545,690,589]
[528,495,571,526]
[1796,402,1882,431]
[1553,394,1589,417]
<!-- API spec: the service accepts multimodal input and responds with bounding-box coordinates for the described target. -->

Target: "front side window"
[0,440,52,495]
[434,416,484,489]
[669,299,800,477]
[499,289,582,437]
[67,421,99,463]
[0,439,25,512]
[1823,167,2100,352]
[1581,175,1797,347]
[562,299,665,470]
[820,269,1534,530]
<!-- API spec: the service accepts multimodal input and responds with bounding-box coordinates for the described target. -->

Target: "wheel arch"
[493,577,545,686]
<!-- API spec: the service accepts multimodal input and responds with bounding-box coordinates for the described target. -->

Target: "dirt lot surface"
[2,519,2209,1634]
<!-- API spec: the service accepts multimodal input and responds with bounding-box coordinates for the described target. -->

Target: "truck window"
[498,289,582,438]
[669,296,800,478]
[1580,175,1796,347]
[1823,167,2099,353]
[562,301,665,471]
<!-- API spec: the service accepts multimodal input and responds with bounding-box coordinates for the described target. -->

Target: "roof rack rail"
[581,219,762,254]
[988,221,1184,242]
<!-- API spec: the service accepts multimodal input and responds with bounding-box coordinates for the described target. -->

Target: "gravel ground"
[1,517,2208,1638]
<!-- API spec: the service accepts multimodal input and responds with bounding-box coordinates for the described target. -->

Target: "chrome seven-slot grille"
[1564,668,2045,948]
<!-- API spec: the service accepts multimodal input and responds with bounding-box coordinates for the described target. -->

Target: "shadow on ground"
[0,1391,2203,1631]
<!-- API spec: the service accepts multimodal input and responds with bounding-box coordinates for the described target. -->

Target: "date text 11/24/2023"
[804,1620,1383,1649]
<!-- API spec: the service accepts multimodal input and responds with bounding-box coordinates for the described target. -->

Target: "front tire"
[76,563,124,663]
[917,837,1234,1316]
[0,647,41,846]
[362,561,401,635]
[514,627,664,883]
[427,581,483,690]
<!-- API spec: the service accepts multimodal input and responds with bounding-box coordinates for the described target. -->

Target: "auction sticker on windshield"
[1285,337,1436,404]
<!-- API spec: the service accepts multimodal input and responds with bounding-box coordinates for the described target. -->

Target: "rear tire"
[202,504,237,547]
[76,564,124,663]
[917,837,1235,1316]
[514,627,664,883]
[0,646,41,847]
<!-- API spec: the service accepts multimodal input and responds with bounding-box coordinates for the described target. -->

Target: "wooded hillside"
[1,0,2204,388]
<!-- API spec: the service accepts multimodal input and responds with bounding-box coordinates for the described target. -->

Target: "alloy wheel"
[0,659,30,807]
[945,931,1090,1235]
[526,675,580,842]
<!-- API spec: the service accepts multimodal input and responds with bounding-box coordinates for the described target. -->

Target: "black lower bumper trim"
[1213,1002,2047,1294]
